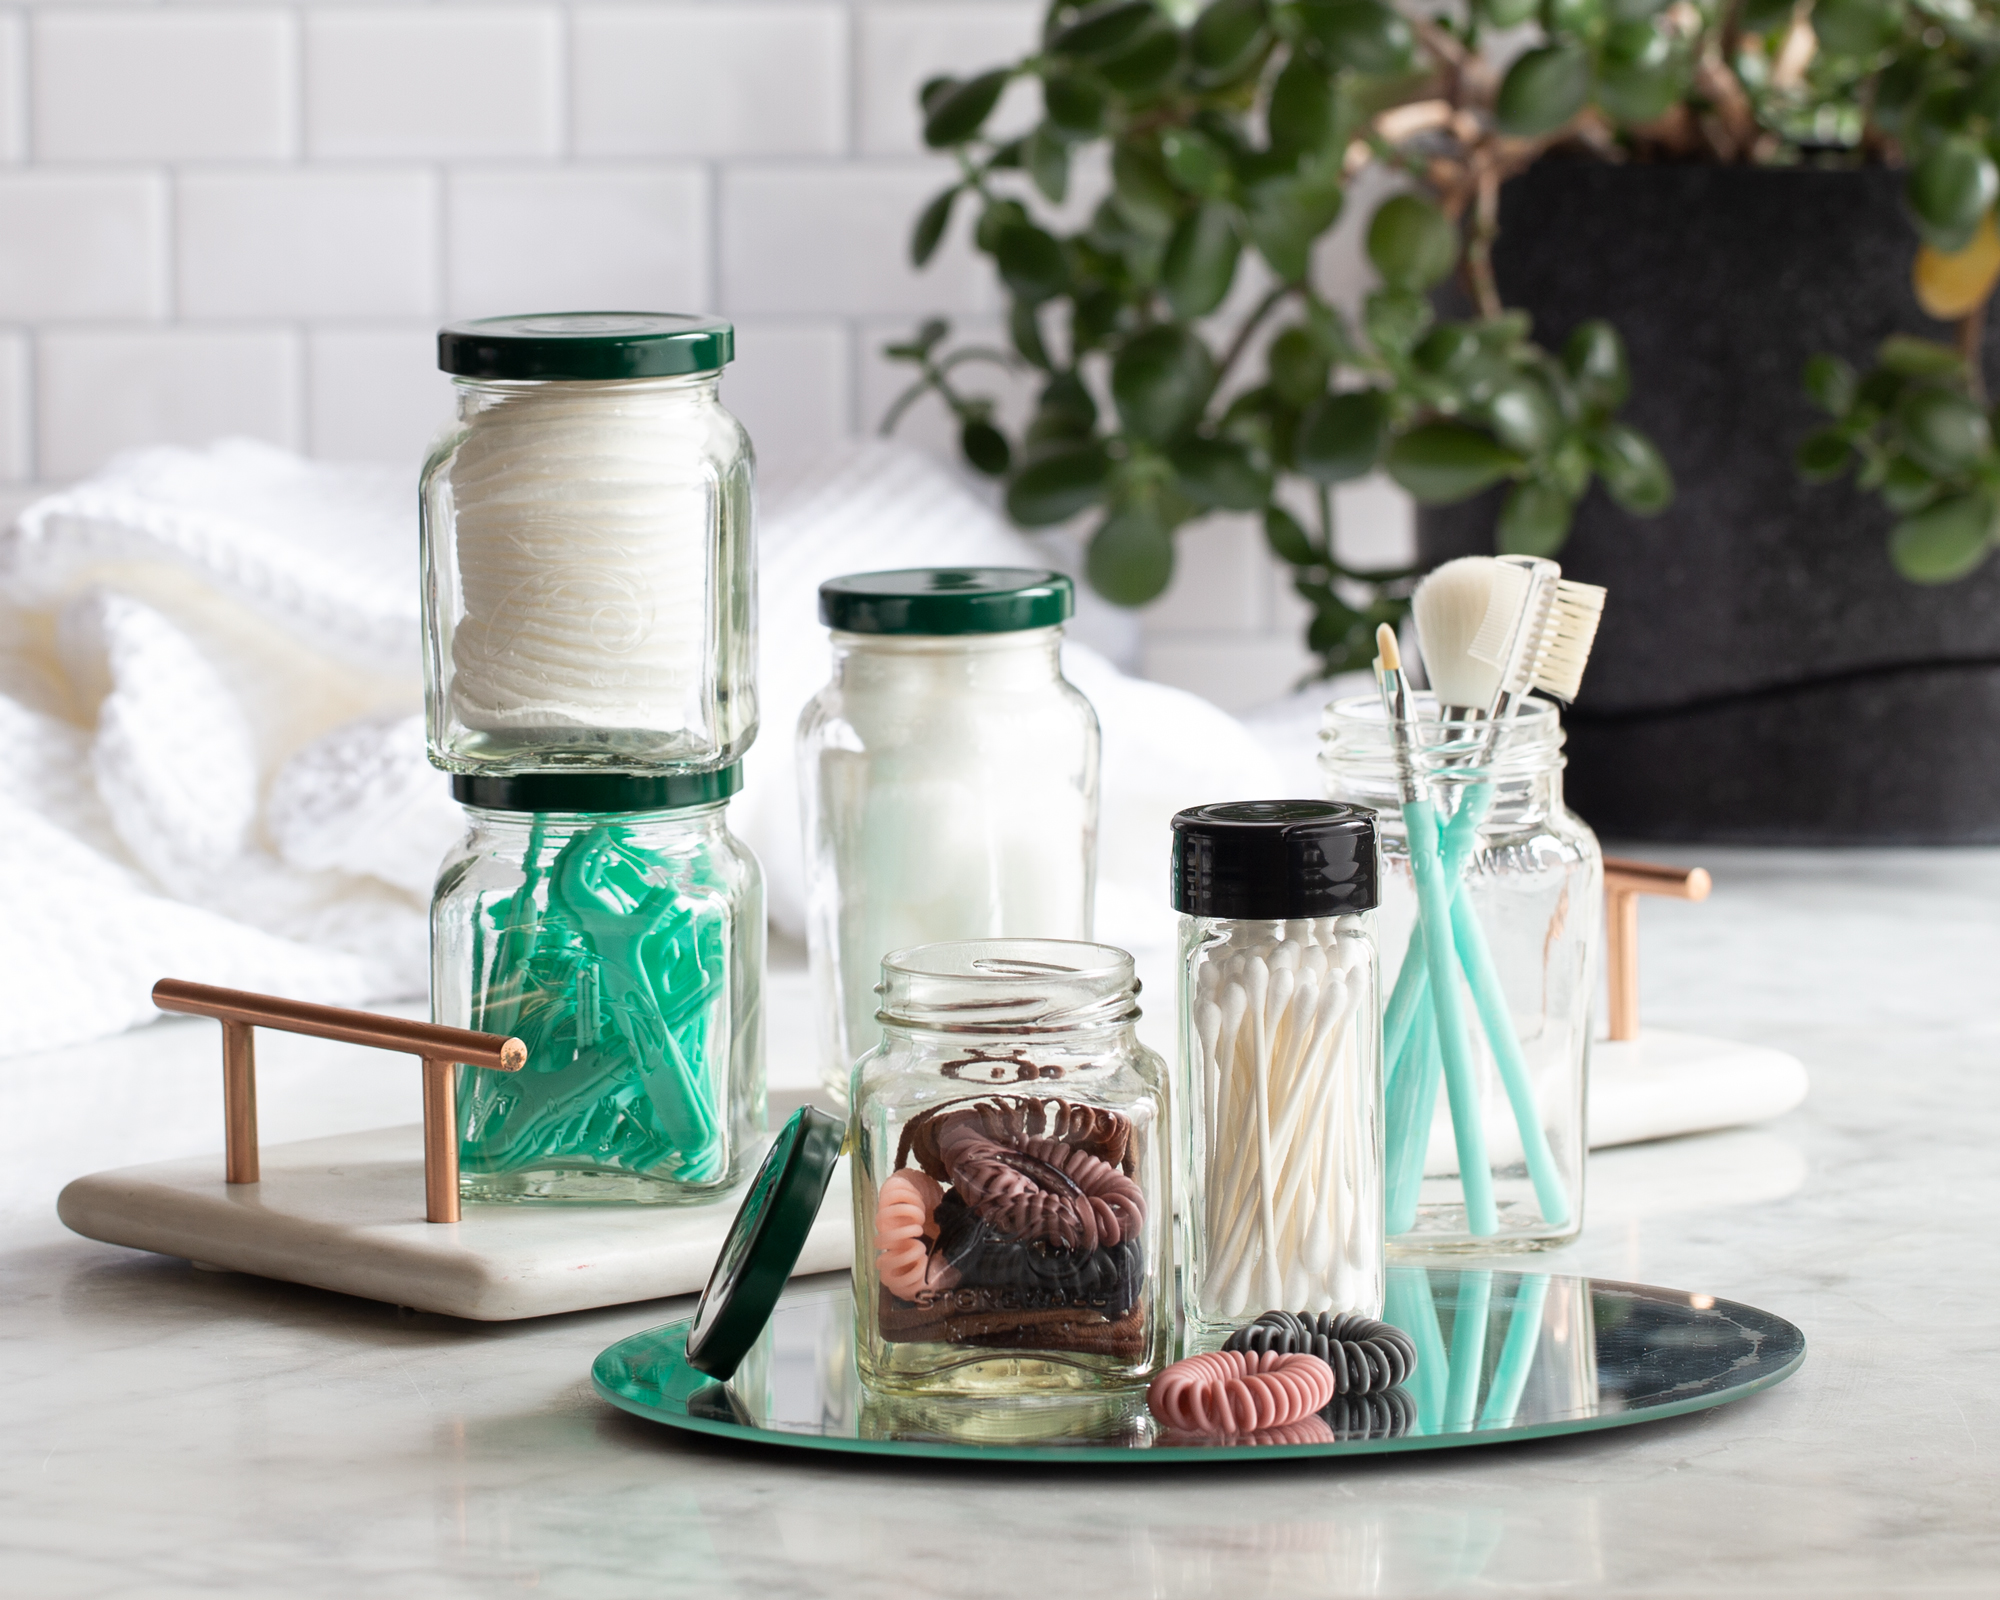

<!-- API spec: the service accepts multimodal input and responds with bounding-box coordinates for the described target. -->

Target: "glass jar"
[431,767,764,1203]
[1320,696,1598,1251]
[421,313,756,775]
[797,569,1099,1105]
[850,939,1169,1399]
[1172,801,1384,1341]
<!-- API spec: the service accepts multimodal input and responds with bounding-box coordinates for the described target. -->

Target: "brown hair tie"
[936,1122,1144,1250]
[898,1095,1134,1179]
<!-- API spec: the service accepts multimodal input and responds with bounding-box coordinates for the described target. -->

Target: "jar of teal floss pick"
[431,766,766,1203]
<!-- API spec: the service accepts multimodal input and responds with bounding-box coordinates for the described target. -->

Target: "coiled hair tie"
[1146,1349,1335,1435]
[1224,1310,1417,1396]
[936,1123,1144,1250]
[1323,1387,1417,1441]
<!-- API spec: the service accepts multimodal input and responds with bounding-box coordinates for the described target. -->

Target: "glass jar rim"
[1320,693,1565,779]
[877,938,1139,1034]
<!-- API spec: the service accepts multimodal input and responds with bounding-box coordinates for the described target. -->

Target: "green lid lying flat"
[684,1106,846,1381]
[438,313,733,380]
[819,568,1074,636]
[450,764,741,814]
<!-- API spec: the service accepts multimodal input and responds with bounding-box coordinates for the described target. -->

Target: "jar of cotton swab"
[1320,555,1604,1253]
[1171,802,1384,1342]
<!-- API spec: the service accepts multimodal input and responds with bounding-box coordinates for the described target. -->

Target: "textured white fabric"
[0,437,1285,1060]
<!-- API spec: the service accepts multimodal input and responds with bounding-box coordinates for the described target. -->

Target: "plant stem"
[1465,164,1504,320]
[1958,299,1989,405]
[1214,283,1301,390]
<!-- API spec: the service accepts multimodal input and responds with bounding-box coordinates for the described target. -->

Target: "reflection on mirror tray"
[593,1267,1805,1462]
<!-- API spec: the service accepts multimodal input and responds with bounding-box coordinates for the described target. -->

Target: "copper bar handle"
[1601,859,1713,1043]
[152,979,526,1224]
[222,1020,258,1185]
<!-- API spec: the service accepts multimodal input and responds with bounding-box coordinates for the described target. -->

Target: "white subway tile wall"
[0,0,1412,712]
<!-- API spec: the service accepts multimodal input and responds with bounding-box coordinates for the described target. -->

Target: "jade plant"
[886,0,2000,675]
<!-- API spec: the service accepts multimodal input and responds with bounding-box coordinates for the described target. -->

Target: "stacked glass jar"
[421,313,765,1202]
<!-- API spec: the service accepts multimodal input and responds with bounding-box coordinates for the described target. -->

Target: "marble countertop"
[4,849,1996,1597]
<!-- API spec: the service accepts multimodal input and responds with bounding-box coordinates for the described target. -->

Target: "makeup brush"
[1376,623,1497,1236]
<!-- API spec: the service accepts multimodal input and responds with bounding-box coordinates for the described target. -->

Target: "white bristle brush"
[1413,554,1607,716]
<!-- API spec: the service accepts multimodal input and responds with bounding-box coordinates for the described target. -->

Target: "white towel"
[0,438,1283,1059]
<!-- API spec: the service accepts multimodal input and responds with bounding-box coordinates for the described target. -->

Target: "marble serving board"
[56,1122,854,1322]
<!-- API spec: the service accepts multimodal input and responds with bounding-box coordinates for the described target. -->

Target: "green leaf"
[1496,480,1575,556]
[1111,323,1217,441]
[975,198,1031,252]
[1880,454,1938,511]
[1112,144,1184,236]
[1484,377,1564,454]
[1588,421,1673,512]
[1810,0,1903,58]
[1087,503,1177,604]
[1049,0,1159,58]
[1264,504,1318,565]
[1796,428,1854,481]
[1025,124,1070,203]
[1162,128,1232,197]
[1736,0,1792,27]
[1366,195,1459,290]
[961,418,1012,476]
[1243,172,1345,281]
[1045,72,1108,135]
[911,186,959,268]
[1607,0,1671,19]
[1099,23,1183,96]
[1803,353,1858,416]
[1296,390,1389,483]
[1011,301,1054,370]
[1363,288,1433,357]
[1269,326,1332,407]
[1300,0,1415,74]
[1162,203,1242,317]
[1542,0,1601,34]
[1908,136,1999,251]
[1878,335,1965,380]
[1890,492,1997,582]
[1385,421,1525,502]
[1169,435,1273,509]
[1594,26,1686,124]
[1484,0,1540,24]
[1006,441,1113,525]
[1268,56,1334,157]
[1190,0,1268,80]
[996,223,1068,302]
[1413,323,1480,377]
[924,69,1011,148]
[1562,320,1630,411]
[1496,44,1591,137]
[1028,371,1098,442]
[1897,386,1993,475]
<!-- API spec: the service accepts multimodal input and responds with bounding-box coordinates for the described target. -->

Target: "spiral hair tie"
[1161,1414,1337,1449]
[1146,1349,1335,1435]
[937,1124,1144,1250]
[1323,1387,1417,1441]
[873,1169,959,1303]
[898,1096,1134,1178]
[1224,1310,1417,1396]
[932,1191,1145,1319]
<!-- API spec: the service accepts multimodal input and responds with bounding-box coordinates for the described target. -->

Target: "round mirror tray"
[592,1267,1805,1463]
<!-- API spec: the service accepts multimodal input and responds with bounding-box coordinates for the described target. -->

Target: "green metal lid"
[819,568,1074,636]
[437,313,734,380]
[450,764,741,814]
[685,1106,846,1381]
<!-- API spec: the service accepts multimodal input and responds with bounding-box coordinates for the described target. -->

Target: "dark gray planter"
[1418,162,2000,843]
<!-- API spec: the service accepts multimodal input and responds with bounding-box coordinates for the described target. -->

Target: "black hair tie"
[1323,1387,1417,1440]
[1223,1310,1418,1396]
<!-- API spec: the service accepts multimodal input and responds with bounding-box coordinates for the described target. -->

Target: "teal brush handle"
[1479,1272,1552,1427]
[1447,888,1572,1227]
[1383,999,1439,1235]
[1402,795,1498,1235]
[1383,792,1485,1088]
[1443,1268,1493,1432]
[1384,1266,1450,1437]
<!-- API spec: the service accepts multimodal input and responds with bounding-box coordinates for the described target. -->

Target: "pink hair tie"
[1147,1349,1336,1436]
[873,1169,959,1302]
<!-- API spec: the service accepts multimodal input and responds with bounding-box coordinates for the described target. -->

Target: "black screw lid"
[450,764,740,814]
[1171,800,1379,919]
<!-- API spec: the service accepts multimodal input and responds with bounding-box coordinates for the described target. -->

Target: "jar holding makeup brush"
[1173,803,1384,1343]
[1320,696,1597,1252]
[850,938,1169,1398]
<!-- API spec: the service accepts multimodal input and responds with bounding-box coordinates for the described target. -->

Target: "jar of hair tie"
[849,938,1169,1398]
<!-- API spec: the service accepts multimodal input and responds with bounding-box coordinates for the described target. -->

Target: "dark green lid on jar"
[438,313,733,380]
[818,568,1074,636]
[451,763,742,814]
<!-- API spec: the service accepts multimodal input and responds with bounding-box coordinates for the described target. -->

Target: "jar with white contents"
[797,569,1100,1105]
[421,313,755,775]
